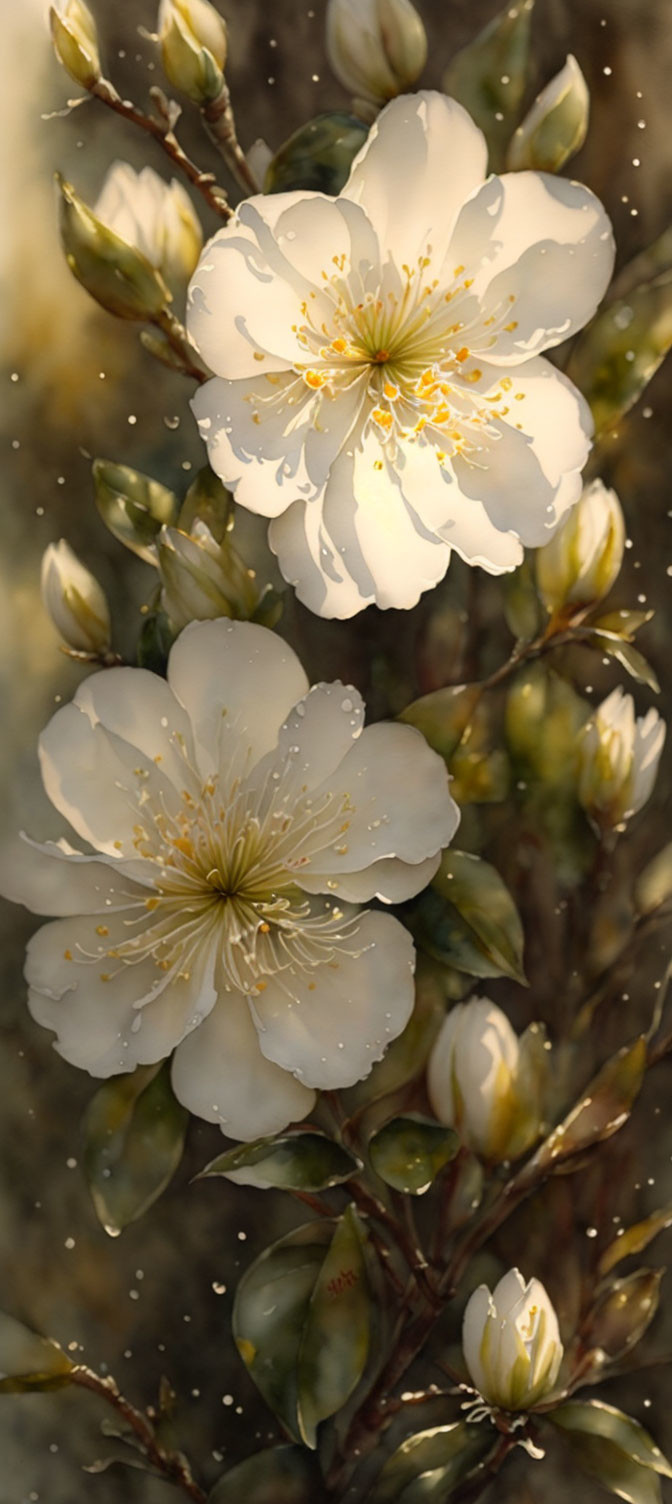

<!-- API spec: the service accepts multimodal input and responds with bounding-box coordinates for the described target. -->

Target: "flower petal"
[269,497,370,619]
[167,619,308,778]
[298,852,441,904]
[251,909,415,1089]
[38,703,183,858]
[171,992,315,1139]
[392,434,524,573]
[26,914,218,1076]
[447,171,614,363]
[252,681,366,803]
[73,667,196,792]
[187,193,324,379]
[191,367,365,517]
[300,721,459,884]
[0,835,152,916]
[319,434,452,610]
[462,1285,495,1395]
[342,91,488,270]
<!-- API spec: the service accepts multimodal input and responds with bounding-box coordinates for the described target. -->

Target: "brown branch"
[69,1365,207,1503]
[201,79,261,196]
[152,308,211,383]
[91,80,232,221]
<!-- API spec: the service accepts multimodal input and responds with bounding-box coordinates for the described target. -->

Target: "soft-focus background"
[1,1,671,1500]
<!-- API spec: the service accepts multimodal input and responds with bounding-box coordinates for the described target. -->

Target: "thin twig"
[201,79,261,196]
[69,1365,207,1503]
[91,80,232,221]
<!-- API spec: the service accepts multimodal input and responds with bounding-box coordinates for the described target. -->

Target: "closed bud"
[157,521,261,630]
[507,54,589,173]
[536,480,625,617]
[427,998,546,1162]
[578,688,665,829]
[463,1269,563,1411]
[158,0,227,103]
[49,0,101,90]
[93,162,202,295]
[326,0,427,107]
[41,540,111,656]
[57,174,170,321]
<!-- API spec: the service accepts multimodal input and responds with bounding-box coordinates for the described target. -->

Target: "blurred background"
[1,1,672,1500]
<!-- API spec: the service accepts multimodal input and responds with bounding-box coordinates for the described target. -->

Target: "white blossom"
[463,1269,563,1410]
[578,687,665,828]
[427,998,545,1162]
[41,540,111,656]
[326,0,427,107]
[49,0,101,88]
[0,620,459,1142]
[535,478,625,614]
[93,162,202,292]
[187,90,614,619]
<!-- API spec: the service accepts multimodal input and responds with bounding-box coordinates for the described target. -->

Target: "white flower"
[426,998,545,1162]
[41,540,111,656]
[0,620,459,1141]
[578,687,665,828]
[463,1269,563,1410]
[326,0,427,107]
[93,162,202,292]
[186,90,614,620]
[535,478,625,615]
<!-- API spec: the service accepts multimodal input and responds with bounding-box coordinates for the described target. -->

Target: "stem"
[91,80,232,221]
[153,308,211,382]
[201,79,261,195]
[69,1365,207,1503]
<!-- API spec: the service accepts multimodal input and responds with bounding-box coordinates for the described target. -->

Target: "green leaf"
[82,1062,188,1236]
[369,1115,460,1196]
[430,850,526,985]
[0,1312,73,1394]
[370,1421,493,1503]
[297,1207,371,1448]
[136,609,175,674]
[592,609,654,642]
[551,1401,672,1503]
[566,271,672,437]
[178,466,233,544]
[208,1445,325,1503]
[588,631,660,694]
[233,1211,372,1447]
[265,113,369,196]
[599,1205,672,1277]
[528,1038,646,1176]
[584,1269,664,1359]
[399,685,481,763]
[93,459,180,563]
[197,1132,361,1192]
[442,0,535,169]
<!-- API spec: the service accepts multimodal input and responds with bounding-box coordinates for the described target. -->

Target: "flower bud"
[93,162,202,296]
[536,480,625,617]
[507,54,589,173]
[157,521,260,630]
[49,0,101,90]
[463,1269,563,1411]
[41,540,111,656]
[158,0,227,103]
[427,998,545,1163]
[57,174,170,321]
[326,0,427,107]
[577,687,665,829]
